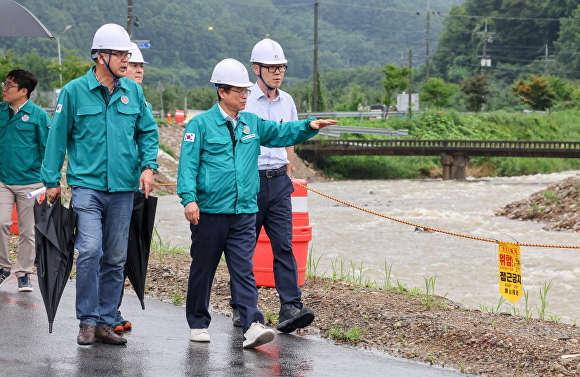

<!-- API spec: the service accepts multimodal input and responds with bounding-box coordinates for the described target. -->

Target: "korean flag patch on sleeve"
[184,133,195,142]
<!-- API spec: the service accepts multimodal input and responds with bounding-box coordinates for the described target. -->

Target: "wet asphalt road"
[0,274,470,377]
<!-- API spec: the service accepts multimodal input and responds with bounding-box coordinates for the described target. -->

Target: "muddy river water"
[156,171,580,324]
[306,171,580,324]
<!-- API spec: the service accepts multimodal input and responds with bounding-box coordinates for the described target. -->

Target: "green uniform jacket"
[177,103,318,214]
[41,68,159,192]
[0,101,50,185]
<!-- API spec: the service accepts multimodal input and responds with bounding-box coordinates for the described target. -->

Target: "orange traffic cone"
[166,112,172,122]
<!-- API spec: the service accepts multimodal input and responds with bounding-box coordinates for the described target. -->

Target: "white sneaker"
[190,328,210,342]
[242,322,275,349]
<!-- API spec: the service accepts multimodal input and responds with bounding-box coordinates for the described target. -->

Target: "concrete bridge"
[297,139,580,180]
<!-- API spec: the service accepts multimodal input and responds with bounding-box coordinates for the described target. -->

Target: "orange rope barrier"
[156,180,580,249]
[291,180,580,250]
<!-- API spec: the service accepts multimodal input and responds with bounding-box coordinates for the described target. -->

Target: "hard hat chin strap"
[97,51,120,89]
[257,65,275,99]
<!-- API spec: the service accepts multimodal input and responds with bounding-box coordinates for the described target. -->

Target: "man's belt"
[259,166,287,178]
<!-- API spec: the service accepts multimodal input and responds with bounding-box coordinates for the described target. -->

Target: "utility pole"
[476,20,495,75]
[127,0,133,36]
[425,0,430,83]
[312,0,319,112]
[408,49,413,118]
[542,44,555,75]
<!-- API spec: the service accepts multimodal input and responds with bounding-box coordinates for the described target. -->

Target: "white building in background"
[397,93,419,111]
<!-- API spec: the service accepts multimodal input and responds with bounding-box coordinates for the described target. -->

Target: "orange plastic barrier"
[174,110,185,123]
[253,179,311,287]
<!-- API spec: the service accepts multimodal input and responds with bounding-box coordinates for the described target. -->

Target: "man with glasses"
[111,42,150,334]
[0,69,50,292]
[177,58,336,348]
[231,38,315,334]
[41,23,158,346]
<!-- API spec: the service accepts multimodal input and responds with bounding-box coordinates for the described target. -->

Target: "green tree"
[313,73,326,112]
[185,86,217,111]
[48,49,91,88]
[17,49,58,91]
[382,63,411,110]
[512,75,556,111]
[460,74,491,112]
[334,85,366,111]
[545,75,573,102]
[419,78,458,109]
[0,51,20,81]
[555,6,580,78]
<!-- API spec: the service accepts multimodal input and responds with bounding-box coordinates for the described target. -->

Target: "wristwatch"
[141,165,157,174]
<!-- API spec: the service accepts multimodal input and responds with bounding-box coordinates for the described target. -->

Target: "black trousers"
[186,213,263,332]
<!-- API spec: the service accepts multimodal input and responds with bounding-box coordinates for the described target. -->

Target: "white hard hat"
[210,59,253,87]
[250,38,287,64]
[128,43,148,64]
[91,23,132,51]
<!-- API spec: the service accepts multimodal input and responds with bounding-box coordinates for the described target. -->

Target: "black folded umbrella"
[34,197,76,333]
[125,192,158,310]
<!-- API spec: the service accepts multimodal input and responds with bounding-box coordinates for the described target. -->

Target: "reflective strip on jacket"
[41,68,159,192]
[177,103,318,214]
[0,101,51,185]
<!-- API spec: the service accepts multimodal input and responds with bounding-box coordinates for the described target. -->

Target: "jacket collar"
[86,66,130,92]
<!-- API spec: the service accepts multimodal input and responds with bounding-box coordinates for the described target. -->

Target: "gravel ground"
[142,248,580,377]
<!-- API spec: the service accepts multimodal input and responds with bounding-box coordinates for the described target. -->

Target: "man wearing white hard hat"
[41,23,159,346]
[177,58,336,349]
[110,42,150,335]
[125,42,147,85]
[230,38,315,334]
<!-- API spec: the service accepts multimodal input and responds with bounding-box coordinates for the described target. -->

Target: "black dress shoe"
[277,304,315,334]
[95,324,127,345]
[77,323,96,345]
[232,307,242,327]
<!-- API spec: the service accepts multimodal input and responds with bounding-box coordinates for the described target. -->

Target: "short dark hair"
[6,69,37,99]
[216,84,232,102]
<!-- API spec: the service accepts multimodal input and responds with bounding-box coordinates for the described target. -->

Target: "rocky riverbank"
[496,176,580,233]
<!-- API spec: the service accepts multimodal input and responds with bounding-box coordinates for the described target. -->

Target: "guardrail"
[298,110,407,120]
[318,126,408,139]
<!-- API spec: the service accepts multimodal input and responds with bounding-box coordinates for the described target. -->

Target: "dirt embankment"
[496,176,580,232]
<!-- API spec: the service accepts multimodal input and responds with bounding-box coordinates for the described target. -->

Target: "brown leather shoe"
[95,324,127,345]
[77,323,96,345]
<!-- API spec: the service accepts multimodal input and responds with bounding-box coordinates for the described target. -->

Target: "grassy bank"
[314,110,580,179]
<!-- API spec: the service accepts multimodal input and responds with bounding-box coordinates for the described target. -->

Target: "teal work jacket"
[41,68,158,192]
[177,103,318,214]
[0,101,50,185]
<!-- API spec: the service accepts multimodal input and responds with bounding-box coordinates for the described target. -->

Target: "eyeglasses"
[101,51,132,59]
[1,81,18,90]
[259,64,287,73]
[229,88,251,97]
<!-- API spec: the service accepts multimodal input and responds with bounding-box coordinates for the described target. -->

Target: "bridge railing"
[302,139,580,150]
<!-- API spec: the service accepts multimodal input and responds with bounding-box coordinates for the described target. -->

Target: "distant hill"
[0,0,465,88]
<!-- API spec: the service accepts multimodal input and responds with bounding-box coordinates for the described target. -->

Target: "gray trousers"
[0,182,43,277]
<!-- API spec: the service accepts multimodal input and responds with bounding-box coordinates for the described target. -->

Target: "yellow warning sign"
[498,242,523,303]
